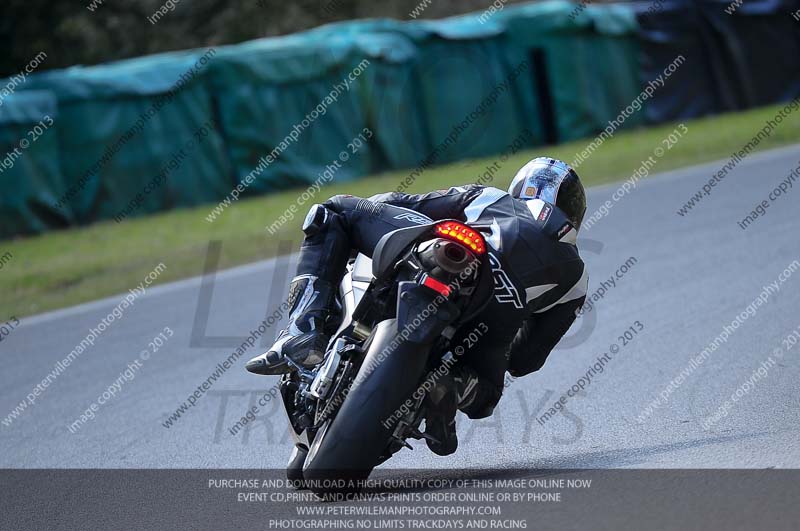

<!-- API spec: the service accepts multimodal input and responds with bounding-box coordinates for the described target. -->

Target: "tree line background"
[1,0,623,77]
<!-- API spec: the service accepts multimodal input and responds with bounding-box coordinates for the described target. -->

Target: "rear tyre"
[302,319,431,495]
[286,444,308,488]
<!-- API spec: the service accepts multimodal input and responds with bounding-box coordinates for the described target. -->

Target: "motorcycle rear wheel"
[302,319,431,496]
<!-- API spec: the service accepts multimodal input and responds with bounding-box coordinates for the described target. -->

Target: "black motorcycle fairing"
[395,281,461,343]
[371,222,439,279]
[451,251,493,324]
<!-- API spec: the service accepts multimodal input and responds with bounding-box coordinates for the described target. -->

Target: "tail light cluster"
[417,221,485,297]
[434,221,486,255]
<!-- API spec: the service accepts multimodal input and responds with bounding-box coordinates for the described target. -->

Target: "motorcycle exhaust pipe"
[418,238,474,274]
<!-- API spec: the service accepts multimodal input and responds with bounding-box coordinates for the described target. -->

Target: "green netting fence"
[0,0,642,238]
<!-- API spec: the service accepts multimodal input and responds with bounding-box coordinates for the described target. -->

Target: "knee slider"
[461,401,497,420]
[459,382,502,420]
[302,204,330,236]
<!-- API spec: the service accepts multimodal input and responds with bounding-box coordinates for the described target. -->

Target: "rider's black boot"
[246,275,336,375]
[423,365,480,456]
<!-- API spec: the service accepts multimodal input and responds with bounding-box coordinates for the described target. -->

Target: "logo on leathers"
[488,252,523,309]
[393,212,430,225]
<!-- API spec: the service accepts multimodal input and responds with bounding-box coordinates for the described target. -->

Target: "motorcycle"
[278,218,494,494]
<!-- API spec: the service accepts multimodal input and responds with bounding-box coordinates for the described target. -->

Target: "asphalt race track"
[3,145,800,471]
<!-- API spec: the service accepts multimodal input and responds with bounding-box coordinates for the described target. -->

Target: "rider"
[246,157,588,456]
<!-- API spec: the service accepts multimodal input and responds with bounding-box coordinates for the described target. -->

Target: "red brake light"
[434,221,486,255]
[421,275,451,297]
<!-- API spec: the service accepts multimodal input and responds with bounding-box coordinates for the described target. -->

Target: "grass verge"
[3,103,799,318]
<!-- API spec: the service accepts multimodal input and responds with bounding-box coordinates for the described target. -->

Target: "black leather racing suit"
[299,184,587,419]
